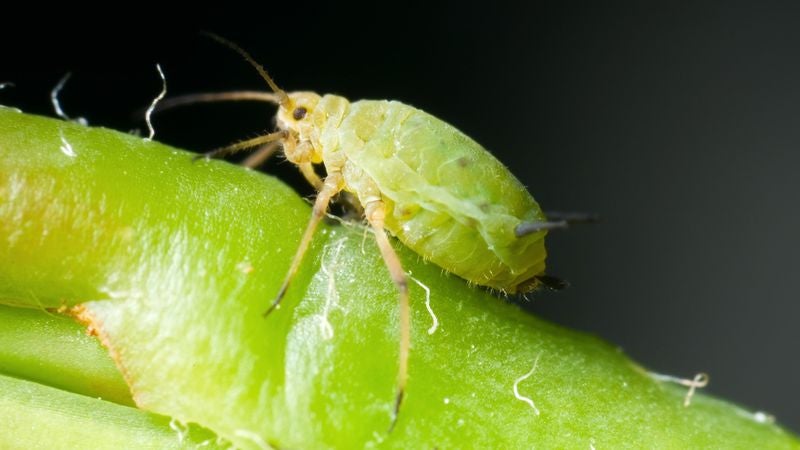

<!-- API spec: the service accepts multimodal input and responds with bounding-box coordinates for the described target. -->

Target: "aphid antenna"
[202,32,290,108]
[153,91,284,114]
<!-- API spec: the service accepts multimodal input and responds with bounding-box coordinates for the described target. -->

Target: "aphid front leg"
[282,133,324,190]
[364,199,410,431]
[297,162,324,190]
[264,172,344,316]
[195,130,287,161]
[242,141,282,168]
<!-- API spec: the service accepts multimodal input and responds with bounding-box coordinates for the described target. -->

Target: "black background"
[3,2,798,433]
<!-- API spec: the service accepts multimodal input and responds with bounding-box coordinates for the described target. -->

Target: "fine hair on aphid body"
[166,33,585,431]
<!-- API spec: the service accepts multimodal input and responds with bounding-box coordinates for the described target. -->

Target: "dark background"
[3,2,798,432]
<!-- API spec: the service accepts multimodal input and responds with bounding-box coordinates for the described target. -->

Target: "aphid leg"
[242,141,282,168]
[280,136,323,190]
[264,172,344,317]
[364,200,410,432]
[194,130,287,161]
[297,162,324,190]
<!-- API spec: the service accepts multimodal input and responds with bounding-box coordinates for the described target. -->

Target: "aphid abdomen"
[333,100,548,292]
[387,201,525,289]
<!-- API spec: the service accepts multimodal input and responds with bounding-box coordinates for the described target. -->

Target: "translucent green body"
[311,95,547,293]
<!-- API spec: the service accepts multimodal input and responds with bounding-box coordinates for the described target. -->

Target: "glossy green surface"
[0,306,131,405]
[0,373,220,449]
[0,109,797,449]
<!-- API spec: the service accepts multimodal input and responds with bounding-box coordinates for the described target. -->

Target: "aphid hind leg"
[364,200,410,432]
[264,172,344,317]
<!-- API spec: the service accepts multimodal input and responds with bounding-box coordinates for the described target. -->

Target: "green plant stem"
[0,373,220,449]
[0,306,131,405]
[0,108,797,449]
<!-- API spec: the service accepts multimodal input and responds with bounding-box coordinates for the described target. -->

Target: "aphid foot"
[262,289,287,318]
[191,152,213,162]
[387,388,405,433]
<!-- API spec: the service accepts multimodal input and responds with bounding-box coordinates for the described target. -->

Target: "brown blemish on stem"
[69,304,139,405]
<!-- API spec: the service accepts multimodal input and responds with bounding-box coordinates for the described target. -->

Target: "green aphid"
[168,34,580,431]
[289,92,550,291]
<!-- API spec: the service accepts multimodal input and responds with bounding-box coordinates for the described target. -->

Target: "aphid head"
[275,91,323,164]
[276,91,321,134]
[204,34,324,163]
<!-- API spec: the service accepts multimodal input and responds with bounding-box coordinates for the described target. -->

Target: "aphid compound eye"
[293,107,308,120]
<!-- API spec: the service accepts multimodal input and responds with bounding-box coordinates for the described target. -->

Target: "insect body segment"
[280,94,550,293]
[338,100,548,293]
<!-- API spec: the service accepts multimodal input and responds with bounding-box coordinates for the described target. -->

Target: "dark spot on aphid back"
[293,107,308,120]
[457,157,470,167]
[479,203,491,213]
